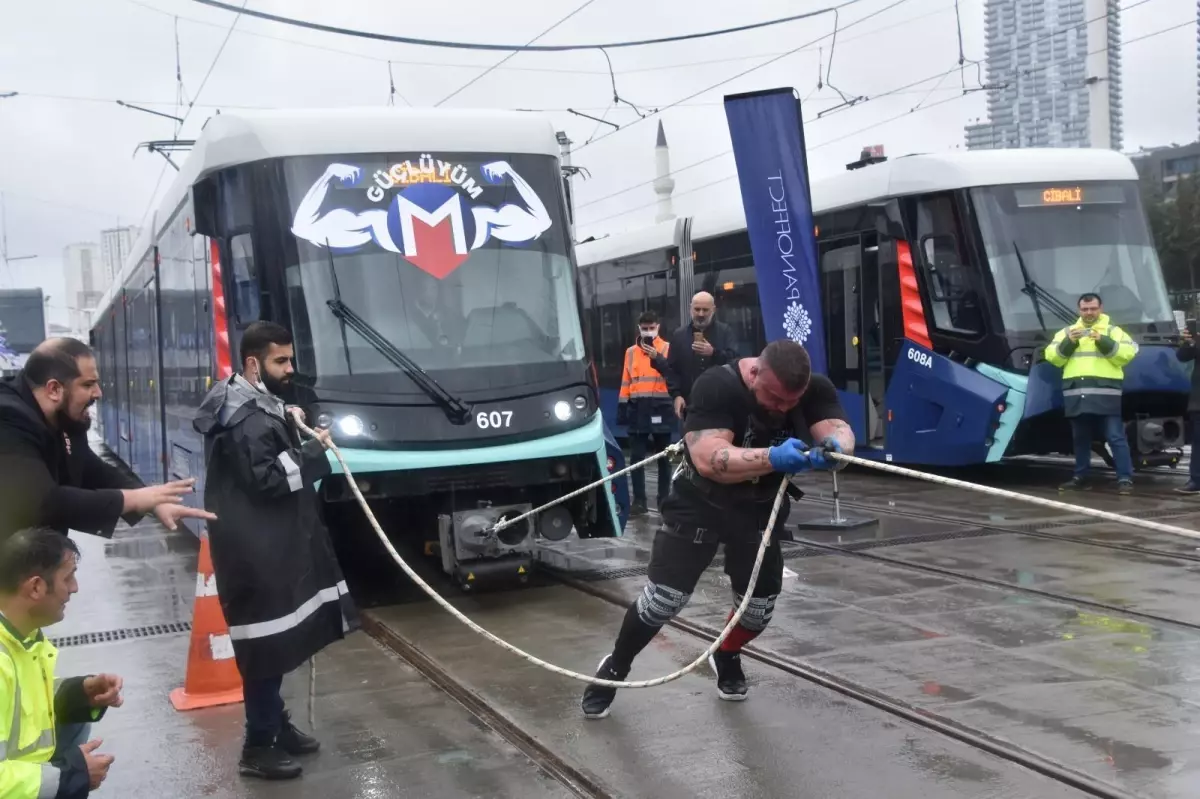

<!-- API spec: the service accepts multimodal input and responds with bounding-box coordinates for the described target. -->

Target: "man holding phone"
[617,312,673,515]
[1043,293,1138,494]
[1174,316,1200,494]
[661,292,739,422]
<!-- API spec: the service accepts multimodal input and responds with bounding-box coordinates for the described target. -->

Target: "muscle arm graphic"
[291,164,401,253]
[470,161,552,250]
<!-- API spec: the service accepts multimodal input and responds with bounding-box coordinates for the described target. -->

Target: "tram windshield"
[971,181,1173,333]
[279,152,584,389]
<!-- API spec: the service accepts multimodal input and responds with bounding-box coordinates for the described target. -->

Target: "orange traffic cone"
[169,533,244,711]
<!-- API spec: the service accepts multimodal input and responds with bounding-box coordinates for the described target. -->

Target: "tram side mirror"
[919,234,968,302]
[192,178,218,237]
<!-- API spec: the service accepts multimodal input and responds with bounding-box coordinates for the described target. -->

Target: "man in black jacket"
[0,338,214,542]
[661,291,739,421]
[194,321,359,781]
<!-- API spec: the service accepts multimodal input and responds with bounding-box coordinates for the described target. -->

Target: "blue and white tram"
[577,147,1189,468]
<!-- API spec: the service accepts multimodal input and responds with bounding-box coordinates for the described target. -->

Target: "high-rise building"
[62,242,101,333]
[964,0,1122,150]
[99,225,139,290]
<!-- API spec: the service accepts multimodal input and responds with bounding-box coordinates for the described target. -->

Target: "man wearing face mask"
[0,338,215,543]
[661,291,738,421]
[193,321,359,781]
[582,339,854,719]
[617,311,673,515]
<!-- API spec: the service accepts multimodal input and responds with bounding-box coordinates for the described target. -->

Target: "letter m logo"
[391,185,471,279]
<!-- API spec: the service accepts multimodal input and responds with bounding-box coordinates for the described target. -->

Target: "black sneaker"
[239,745,302,780]
[1116,479,1134,495]
[1058,477,1090,492]
[709,650,748,701]
[277,711,320,755]
[1174,482,1200,495]
[581,654,627,719]
[629,501,648,517]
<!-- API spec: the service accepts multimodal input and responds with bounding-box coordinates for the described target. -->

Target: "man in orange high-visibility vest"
[618,311,673,515]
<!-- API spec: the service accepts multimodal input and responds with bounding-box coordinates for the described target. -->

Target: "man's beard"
[56,404,92,437]
[261,372,291,397]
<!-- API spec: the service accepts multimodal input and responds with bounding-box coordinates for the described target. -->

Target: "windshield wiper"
[1012,242,1076,329]
[323,248,472,425]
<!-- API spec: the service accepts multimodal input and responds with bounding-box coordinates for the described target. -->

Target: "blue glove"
[809,437,845,471]
[767,438,815,473]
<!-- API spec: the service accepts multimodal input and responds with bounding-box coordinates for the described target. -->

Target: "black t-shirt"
[674,360,848,507]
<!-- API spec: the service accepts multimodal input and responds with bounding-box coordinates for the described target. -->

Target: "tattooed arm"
[685,429,778,484]
[809,418,855,456]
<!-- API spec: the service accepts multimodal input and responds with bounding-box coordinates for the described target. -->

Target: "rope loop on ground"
[294,414,1199,692]
[295,418,776,689]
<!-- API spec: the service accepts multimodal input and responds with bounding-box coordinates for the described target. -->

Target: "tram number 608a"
[477,410,514,429]
[907,349,933,368]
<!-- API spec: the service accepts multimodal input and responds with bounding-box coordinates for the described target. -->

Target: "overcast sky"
[2,0,1197,328]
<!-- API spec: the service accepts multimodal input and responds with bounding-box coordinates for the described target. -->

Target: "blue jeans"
[1070,414,1133,481]
[629,432,673,506]
[243,675,285,747]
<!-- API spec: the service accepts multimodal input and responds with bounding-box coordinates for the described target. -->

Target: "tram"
[89,108,628,590]
[578,147,1190,469]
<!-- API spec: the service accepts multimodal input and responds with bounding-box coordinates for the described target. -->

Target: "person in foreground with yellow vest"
[1043,292,1138,495]
[617,311,673,515]
[0,527,123,798]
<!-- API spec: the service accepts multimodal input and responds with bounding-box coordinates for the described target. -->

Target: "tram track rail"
[804,490,1200,564]
[360,612,614,799]
[550,571,1141,799]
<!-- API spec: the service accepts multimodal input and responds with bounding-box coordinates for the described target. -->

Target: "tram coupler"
[438,503,537,590]
[451,555,535,592]
[1133,448,1183,471]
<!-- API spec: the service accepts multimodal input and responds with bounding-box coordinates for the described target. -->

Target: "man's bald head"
[22,338,101,435]
[690,291,715,329]
[24,338,94,388]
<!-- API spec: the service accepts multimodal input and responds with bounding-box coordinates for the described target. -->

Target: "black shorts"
[646,500,790,599]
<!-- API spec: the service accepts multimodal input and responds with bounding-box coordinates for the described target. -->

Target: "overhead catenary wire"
[125,0,955,77]
[190,0,868,52]
[576,6,1182,226]
[436,0,599,107]
[573,0,916,153]
[138,0,247,232]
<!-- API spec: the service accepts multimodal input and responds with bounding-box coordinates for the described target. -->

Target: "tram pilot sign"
[723,88,827,375]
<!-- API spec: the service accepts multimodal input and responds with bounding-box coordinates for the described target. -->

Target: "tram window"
[229,233,260,325]
[914,196,985,336]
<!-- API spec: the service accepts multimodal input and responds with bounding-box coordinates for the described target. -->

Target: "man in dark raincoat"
[193,321,359,781]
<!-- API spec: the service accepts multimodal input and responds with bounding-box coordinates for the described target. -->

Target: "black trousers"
[649,493,789,598]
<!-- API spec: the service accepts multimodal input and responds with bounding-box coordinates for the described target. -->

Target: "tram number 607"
[477,410,514,429]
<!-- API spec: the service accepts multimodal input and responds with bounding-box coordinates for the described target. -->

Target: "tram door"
[820,232,887,449]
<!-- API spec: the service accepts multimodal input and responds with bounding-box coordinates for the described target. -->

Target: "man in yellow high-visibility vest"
[1043,293,1138,494]
[0,527,124,798]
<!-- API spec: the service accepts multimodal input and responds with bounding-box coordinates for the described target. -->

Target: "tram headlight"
[315,413,333,430]
[337,414,366,437]
[573,394,587,411]
[553,401,572,421]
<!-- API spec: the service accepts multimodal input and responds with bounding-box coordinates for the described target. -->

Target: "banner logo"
[724,89,827,374]
[290,157,551,280]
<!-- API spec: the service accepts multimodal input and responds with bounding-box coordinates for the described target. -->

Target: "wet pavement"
[71,432,1200,797]
[525,458,1200,797]
[47,441,577,798]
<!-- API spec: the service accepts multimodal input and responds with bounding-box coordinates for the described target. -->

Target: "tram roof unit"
[93,107,562,322]
[576,147,1140,267]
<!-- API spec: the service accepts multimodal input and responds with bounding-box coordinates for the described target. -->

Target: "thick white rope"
[823,452,1200,540]
[295,417,785,689]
